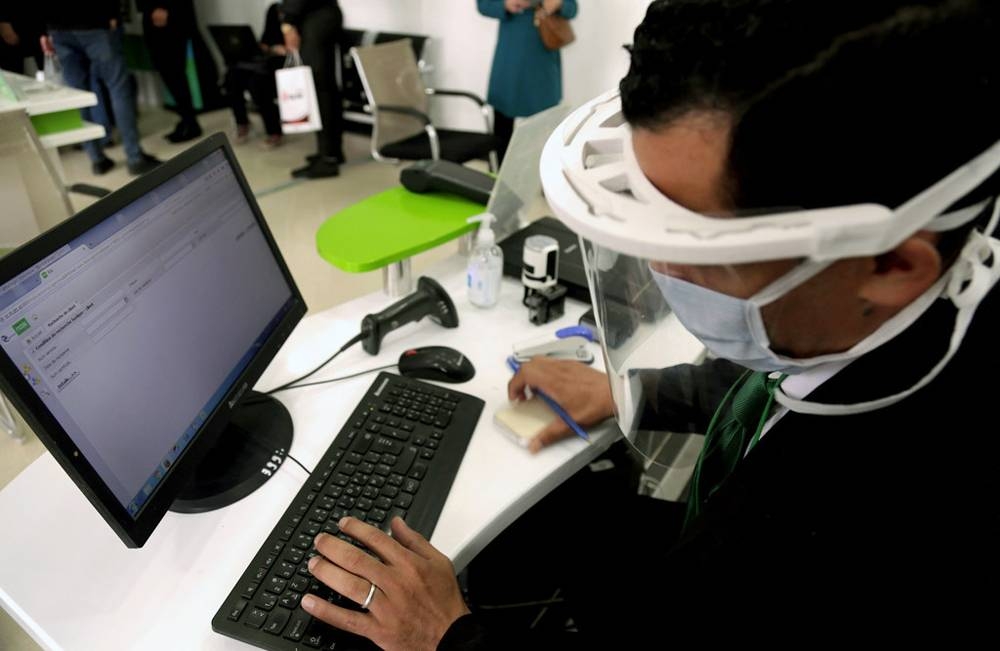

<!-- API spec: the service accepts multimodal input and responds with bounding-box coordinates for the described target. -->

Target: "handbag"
[534,9,575,51]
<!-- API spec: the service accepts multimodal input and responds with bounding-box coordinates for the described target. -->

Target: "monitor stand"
[170,391,293,514]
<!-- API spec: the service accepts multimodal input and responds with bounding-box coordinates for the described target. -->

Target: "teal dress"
[477,0,578,118]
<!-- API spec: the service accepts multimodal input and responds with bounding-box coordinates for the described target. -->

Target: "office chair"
[351,39,498,171]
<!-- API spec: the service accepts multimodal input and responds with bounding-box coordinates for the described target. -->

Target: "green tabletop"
[316,187,483,272]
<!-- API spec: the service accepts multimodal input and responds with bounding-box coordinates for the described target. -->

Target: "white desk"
[0,255,704,651]
[0,71,106,184]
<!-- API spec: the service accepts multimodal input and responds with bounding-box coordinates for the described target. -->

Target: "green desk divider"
[316,187,483,273]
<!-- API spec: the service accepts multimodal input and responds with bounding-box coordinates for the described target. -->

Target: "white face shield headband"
[541,92,1000,427]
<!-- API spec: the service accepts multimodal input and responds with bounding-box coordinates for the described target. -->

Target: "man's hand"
[303,517,470,651]
[508,357,614,453]
[39,35,55,56]
[0,22,20,47]
[151,8,169,28]
[281,24,300,52]
[505,0,533,14]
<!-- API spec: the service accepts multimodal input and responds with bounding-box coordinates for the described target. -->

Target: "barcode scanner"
[361,276,460,354]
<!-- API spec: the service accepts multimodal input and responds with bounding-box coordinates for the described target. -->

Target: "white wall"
[194,0,655,128]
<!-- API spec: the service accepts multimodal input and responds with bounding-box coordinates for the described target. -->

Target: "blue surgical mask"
[649,261,948,375]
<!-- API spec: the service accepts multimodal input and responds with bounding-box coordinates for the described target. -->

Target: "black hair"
[620,0,999,223]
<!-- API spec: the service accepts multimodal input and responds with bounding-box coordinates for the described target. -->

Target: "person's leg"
[464,441,666,639]
[87,68,113,148]
[145,25,200,139]
[225,68,251,127]
[493,111,515,164]
[83,29,145,164]
[247,68,281,136]
[296,5,343,176]
[49,31,107,165]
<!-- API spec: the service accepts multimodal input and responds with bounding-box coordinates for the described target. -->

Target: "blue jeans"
[50,29,142,164]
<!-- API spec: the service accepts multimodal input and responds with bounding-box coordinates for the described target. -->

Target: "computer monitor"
[0,134,307,548]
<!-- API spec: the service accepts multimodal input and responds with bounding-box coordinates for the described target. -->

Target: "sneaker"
[165,120,203,144]
[292,157,340,179]
[91,157,115,175]
[127,153,163,176]
[263,134,283,149]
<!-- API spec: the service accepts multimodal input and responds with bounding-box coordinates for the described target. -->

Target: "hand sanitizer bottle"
[466,213,503,308]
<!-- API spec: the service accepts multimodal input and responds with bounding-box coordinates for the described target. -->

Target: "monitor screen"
[0,136,306,547]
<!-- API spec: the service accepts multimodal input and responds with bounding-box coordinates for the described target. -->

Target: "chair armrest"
[378,105,432,126]
[425,88,488,107]
[425,89,494,137]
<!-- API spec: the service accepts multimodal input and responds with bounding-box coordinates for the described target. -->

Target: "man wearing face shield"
[293,1,1000,646]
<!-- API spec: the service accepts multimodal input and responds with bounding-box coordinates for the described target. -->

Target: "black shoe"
[165,121,203,144]
[307,151,345,164]
[127,153,163,176]
[91,157,115,175]
[292,157,340,179]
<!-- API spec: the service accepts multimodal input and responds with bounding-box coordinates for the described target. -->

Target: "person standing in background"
[38,0,161,176]
[478,0,578,162]
[280,0,345,179]
[138,0,204,143]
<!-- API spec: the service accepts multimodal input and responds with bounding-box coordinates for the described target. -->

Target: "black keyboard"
[212,372,484,650]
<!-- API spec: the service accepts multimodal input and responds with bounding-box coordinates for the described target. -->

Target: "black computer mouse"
[397,346,475,383]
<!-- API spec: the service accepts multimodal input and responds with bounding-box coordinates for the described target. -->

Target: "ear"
[858,233,942,309]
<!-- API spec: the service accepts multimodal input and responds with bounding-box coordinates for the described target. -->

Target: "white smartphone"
[493,396,557,447]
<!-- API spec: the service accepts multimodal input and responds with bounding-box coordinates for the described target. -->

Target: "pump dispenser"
[466,213,504,308]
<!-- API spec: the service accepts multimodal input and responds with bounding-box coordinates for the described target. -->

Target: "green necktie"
[684,370,786,529]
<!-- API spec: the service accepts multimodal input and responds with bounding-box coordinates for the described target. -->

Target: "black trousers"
[493,110,515,164]
[299,4,344,158]
[143,21,197,123]
[464,441,684,644]
[226,62,281,135]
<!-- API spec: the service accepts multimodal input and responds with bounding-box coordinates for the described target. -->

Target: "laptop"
[208,25,262,66]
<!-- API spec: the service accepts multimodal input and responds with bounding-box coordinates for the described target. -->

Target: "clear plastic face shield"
[541,92,1000,466]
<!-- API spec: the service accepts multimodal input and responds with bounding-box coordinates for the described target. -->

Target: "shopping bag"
[275,51,322,134]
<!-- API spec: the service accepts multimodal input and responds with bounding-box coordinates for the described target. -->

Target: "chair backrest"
[0,109,72,248]
[351,39,430,151]
[373,32,429,62]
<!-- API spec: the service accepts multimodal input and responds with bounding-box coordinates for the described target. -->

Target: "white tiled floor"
[0,105,475,650]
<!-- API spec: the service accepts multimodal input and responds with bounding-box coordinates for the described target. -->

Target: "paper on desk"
[494,396,557,447]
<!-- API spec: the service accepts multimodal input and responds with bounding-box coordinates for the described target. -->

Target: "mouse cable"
[268,364,398,394]
[284,453,313,476]
[264,332,366,395]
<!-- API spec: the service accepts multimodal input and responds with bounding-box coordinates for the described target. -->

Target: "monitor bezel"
[0,134,307,547]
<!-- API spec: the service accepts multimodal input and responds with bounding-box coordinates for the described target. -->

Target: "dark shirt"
[261,3,283,48]
[40,0,119,31]
[137,0,196,30]
[280,0,338,28]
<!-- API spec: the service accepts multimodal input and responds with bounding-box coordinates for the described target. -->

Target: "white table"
[0,71,106,185]
[0,254,704,651]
